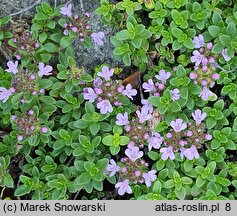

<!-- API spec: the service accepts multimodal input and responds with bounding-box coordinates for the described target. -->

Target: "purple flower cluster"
[142,69,171,96]
[190,34,231,101]
[4,61,51,99]
[60,4,105,45]
[11,110,48,142]
[157,110,211,160]
[106,144,157,196]
[83,66,137,114]
[11,32,39,57]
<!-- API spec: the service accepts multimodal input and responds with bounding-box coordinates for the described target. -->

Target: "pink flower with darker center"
[115,179,132,196]
[122,84,137,100]
[160,146,175,160]
[115,112,129,126]
[125,146,143,162]
[170,118,187,132]
[142,170,157,187]
[181,145,199,160]
[0,87,15,103]
[192,109,206,125]
[91,32,105,46]
[106,159,120,177]
[97,66,114,81]
[97,99,113,114]
[142,79,156,92]
[155,69,171,84]
[192,35,205,48]
[199,86,214,101]
[38,62,53,77]
[191,50,204,66]
[60,4,72,17]
[83,87,97,103]
[5,61,18,74]
[170,88,180,101]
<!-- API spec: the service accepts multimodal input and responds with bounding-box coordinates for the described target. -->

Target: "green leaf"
[81,74,93,82]
[211,139,221,149]
[96,158,109,170]
[196,176,206,187]
[214,99,224,110]
[3,173,14,188]
[60,36,74,48]
[39,32,48,43]
[41,2,53,14]
[183,160,193,172]
[75,172,91,185]
[181,177,192,185]
[116,30,130,40]
[131,37,142,49]
[28,135,38,146]
[219,35,231,46]
[110,145,120,155]
[148,151,159,160]
[208,25,220,38]
[148,96,159,107]
[184,38,194,49]
[119,136,130,146]
[102,135,113,146]
[123,52,131,66]
[44,43,58,53]
[163,180,174,188]
[35,13,48,20]
[212,42,224,54]
[14,185,32,197]
[175,187,186,200]
[206,118,217,129]
[90,123,100,135]
[169,101,181,112]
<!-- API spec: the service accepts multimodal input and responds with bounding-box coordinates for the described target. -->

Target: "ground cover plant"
[0,0,237,200]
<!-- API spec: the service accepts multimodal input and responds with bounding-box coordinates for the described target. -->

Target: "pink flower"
[106,159,120,177]
[115,112,129,126]
[83,87,97,103]
[155,70,171,84]
[142,79,156,92]
[97,99,113,114]
[191,50,204,66]
[141,99,153,113]
[147,132,163,151]
[170,88,180,101]
[91,32,105,46]
[5,61,18,74]
[115,179,132,196]
[97,66,114,81]
[60,4,72,17]
[125,146,143,162]
[142,170,157,187]
[136,106,152,123]
[170,118,187,132]
[38,62,53,77]
[199,86,214,101]
[0,87,15,103]
[93,77,103,87]
[192,35,205,48]
[160,146,175,160]
[192,109,206,125]
[122,84,137,100]
[181,145,199,160]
